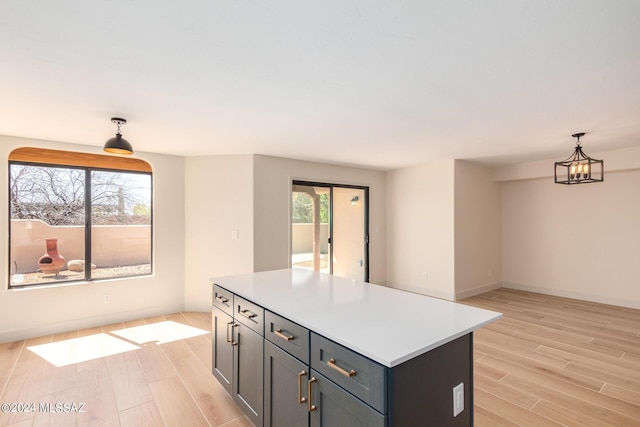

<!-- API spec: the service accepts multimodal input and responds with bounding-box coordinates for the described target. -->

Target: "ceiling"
[1,1,639,170]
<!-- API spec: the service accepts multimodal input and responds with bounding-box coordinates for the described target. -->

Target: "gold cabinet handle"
[215,295,229,304]
[230,323,239,346]
[226,321,233,343]
[327,358,356,377]
[297,371,307,403]
[307,377,317,412]
[274,329,294,341]
[239,309,257,319]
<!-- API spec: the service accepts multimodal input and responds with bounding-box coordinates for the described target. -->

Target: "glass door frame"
[291,180,369,282]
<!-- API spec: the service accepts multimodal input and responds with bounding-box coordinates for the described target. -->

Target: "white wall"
[454,160,502,299]
[501,170,640,308]
[252,155,387,284]
[0,135,186,342]
[184,155,254,311]
[385,160,456,300]
[497,145,640,309]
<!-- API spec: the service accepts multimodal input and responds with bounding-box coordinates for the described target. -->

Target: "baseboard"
[502,282,640,310]
[0,304,185,343]
[455,281,502,301]
[381,281,455,301]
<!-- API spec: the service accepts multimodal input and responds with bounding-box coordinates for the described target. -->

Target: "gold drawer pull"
[215,295,229,304]
[239,309,257,319]
[308,377,317,412]
[298,371,307,403]
[327,358,356,377]
[274,329,294,341]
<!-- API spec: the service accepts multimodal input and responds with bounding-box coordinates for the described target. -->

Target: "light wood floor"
[0,288,639,426]
[463,288,640,426]
[0,312,252,427]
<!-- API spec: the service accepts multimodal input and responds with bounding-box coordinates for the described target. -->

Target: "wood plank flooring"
[0,288,638,426]
[0,312,251,427]
[463,288,640,426]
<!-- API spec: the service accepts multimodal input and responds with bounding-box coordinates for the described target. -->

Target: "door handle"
[225,321,233,343]
[308,377,317,412]
[230,323,239,346]
[215,295,229,304]
[298,371,307,403]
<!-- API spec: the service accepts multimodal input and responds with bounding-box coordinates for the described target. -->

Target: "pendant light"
[554,132,603,184]
[104,117,133,155]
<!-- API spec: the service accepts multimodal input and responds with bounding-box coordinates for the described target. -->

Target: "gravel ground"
[13,264,152,285]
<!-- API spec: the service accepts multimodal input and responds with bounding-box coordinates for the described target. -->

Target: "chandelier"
[554,133,603,184]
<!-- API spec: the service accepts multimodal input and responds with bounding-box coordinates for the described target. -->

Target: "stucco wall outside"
[10,219,151,273]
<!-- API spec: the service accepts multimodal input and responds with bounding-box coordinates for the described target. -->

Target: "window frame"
[8,147,153,288]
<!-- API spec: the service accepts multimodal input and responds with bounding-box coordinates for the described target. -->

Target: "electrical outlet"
[103,293,111,304]
[422,272,428,280]
[453,383,464,417]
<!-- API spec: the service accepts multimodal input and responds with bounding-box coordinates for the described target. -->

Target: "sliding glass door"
[291,181,369,282]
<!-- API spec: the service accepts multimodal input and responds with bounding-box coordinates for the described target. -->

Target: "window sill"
[7,273,154,291]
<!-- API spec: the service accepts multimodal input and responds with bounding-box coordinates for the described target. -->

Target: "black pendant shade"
[104,117,134,155]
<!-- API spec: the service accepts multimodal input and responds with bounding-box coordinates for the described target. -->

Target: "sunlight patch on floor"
[27,333,140,367]
[26,321,208,367]
[111,320,208,345]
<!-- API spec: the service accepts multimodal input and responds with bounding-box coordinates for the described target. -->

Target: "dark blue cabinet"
[213,284,474,427]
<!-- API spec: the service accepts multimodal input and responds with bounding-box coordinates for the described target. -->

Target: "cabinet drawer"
[234,295,264,336]
[213,285,233,316]
[265,311,310,364]
[311,333,386,413]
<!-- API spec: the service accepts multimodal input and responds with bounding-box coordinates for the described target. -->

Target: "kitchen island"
[211,268,502,426]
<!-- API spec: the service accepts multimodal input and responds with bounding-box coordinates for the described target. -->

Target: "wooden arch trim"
[9,147,152,173]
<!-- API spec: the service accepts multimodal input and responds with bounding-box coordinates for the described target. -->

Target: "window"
[8,148,152,288]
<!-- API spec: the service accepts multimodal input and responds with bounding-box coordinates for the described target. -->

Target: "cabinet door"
[233,321,264,427]
[309,370,384,427]
[264,341,309,427]
[212,306,234,395]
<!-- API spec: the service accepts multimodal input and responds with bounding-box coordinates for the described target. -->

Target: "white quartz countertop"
[210,269,502,368]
